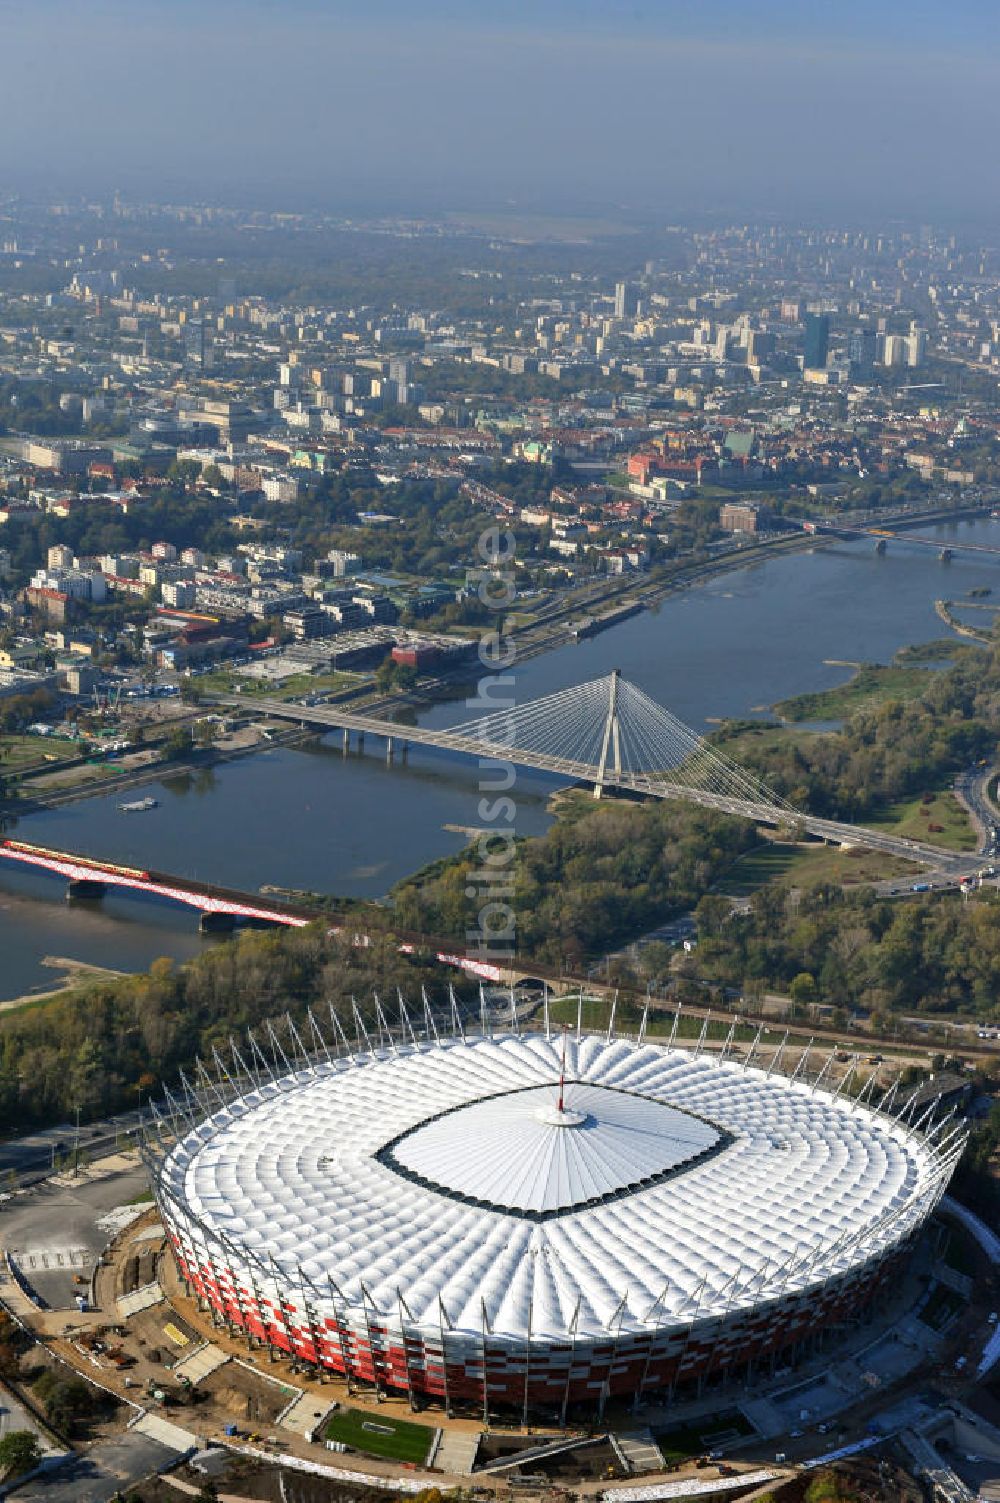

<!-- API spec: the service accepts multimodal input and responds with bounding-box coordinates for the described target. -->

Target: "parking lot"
[1,1158,149,1311]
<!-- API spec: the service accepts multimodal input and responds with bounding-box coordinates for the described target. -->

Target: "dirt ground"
[196,1360,297,1428]
[119,1455,410,1502]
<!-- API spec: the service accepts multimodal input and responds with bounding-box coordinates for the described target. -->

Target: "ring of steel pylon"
[147,1026,962,1420]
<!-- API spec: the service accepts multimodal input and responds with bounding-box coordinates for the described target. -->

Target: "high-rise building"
[905,327,927,367]
[847,328,877,378]
[388,356,410,404]
[803,313,830,370]
[746,329,775,365]
[614,281,637,319]
[185,318,214,371]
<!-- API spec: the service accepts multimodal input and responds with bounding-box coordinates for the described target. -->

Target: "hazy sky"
[2,0,999,220]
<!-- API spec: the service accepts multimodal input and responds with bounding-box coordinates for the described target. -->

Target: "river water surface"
[2,515,998,999]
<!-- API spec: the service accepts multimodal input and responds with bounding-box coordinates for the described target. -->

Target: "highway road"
[0,1110,144,1183]
[954,764,1000,859]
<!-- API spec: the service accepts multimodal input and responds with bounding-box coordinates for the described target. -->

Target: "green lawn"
[655,1410,756,1464]
[196,668,361,699]
[718,844,806,894]
[866,790,977,850]
[323,1407,435,1464]
[547,996,621,1032]
[718,841,918,897]
[0,733,81,771]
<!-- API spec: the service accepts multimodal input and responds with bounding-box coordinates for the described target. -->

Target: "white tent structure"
[147,1020,963,1422]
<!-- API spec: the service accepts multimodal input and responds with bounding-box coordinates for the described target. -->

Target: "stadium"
[146,1009,965,1421]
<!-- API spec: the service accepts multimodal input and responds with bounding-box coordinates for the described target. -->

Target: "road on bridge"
[208,688,980,874]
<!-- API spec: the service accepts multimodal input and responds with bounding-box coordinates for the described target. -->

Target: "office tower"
[847,328,877,378]
[746,329,775,365]
[388,356,410,404]
[803,313,830,370]
[614,280,637,319]
[185,317,214,371]
[905,327,927,367]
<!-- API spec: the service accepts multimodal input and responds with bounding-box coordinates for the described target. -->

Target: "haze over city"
[2,0,999,218]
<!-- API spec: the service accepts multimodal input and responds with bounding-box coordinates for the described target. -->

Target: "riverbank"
[2,501,999,1005]
[935,598,993,644]
[1,723,314,816]
[773,653,976,723]
[0,956,126,1012]
[373,500,994,715]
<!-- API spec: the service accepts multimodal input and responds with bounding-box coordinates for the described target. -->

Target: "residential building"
[720,502,771,534]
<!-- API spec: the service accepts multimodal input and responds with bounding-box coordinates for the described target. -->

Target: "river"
[1,514,998,1000]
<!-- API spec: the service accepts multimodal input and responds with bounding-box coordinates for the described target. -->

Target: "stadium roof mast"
[557,1024,568,1113]
[543,1024,586,1128]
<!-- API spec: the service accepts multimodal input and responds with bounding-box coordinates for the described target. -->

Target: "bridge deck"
[809,521,1000,555]
[0,840,315,926]
[213,693,972,869]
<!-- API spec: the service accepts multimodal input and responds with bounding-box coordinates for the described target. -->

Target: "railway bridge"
[0,672,974,939]
[0,840,315,930]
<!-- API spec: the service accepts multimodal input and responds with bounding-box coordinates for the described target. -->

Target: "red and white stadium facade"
[146,1015,964,1419]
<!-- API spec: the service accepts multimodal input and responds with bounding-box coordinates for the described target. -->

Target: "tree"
[201,464,226,491]
[374,659,396,693]
[789,972,818,1007]
[638,941,675,983]
[0,1430,41,1480]
[33,1371,97,1436]
[161,727,193,762]
[167,458,201,487]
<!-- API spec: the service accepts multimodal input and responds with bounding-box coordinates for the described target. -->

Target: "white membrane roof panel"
[161,1033,949,1343]
[387,1083,721,1213]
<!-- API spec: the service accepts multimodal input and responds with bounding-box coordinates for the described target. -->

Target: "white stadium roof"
[386,1083,724,1214]
[161,1033,950,1342]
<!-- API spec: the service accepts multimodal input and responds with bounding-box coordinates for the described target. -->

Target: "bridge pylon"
[594,669,622,798]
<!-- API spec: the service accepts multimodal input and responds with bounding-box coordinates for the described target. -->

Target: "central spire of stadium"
[535,1025,586,1127]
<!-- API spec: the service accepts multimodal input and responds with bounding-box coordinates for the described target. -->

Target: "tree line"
[688,880,1000,1022]
[0,922,449,1134]
[714,644,998,821]
[393,799,757,971]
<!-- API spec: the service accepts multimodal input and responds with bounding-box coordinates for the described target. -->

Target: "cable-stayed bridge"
[212,671,972,870]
